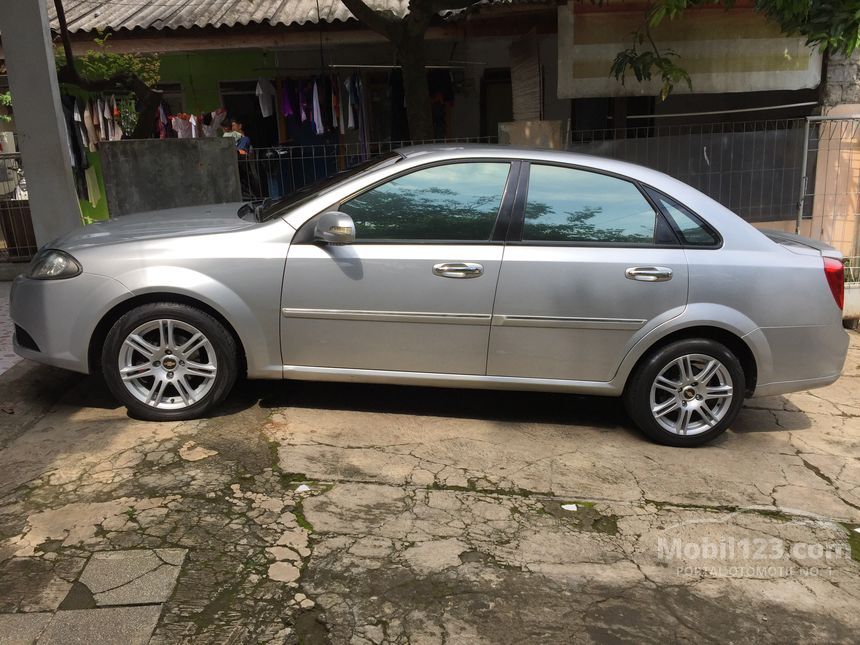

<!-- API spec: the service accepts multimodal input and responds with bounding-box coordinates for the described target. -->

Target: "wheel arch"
[623,325,758,396]
[88,293,247,376]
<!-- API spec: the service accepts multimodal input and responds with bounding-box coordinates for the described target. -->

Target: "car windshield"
[251,152,403,222]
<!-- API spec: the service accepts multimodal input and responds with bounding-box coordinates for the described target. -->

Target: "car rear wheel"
[623,339,745,446]
[102,303,238,421]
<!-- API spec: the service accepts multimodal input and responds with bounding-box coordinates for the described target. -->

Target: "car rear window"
[522,164,657,244]
[650,192,720,247]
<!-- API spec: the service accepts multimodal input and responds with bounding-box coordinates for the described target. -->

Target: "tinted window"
[341,162,511,241]
[654,194,720,246]
[522,165,657,244]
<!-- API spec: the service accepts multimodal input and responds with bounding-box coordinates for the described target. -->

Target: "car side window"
[340,162,511,241]
[522,164,657,244]
[652,193,721,247]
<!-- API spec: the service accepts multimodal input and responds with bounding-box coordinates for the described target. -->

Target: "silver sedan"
[10,145,849,446]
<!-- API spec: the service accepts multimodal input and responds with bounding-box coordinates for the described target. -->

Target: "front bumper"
[11,273,133,374]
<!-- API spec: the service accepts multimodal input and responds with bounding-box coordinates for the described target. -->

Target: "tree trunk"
[398,41,434,142]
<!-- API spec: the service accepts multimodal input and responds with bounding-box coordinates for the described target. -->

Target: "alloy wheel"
[648,353,734,436]
[117,319,218,410]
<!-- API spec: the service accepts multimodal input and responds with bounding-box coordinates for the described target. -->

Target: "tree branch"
[340,0,404,40]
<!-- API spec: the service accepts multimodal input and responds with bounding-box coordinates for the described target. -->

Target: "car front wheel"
[623,339,745,446]
[102,303,238,421]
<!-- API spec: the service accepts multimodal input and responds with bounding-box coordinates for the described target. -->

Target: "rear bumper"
[10,273,133,374]
[749,323,849,397]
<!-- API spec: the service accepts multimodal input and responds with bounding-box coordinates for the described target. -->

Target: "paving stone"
[78,549,186,606]
[37,606,161,645]
[0,613,52,645]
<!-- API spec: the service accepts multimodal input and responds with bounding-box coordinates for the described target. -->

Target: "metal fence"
[238,137,497,202]
[567,119,809,224]
[797,117,860,257]
[845,256,860,285]
[0,152,35,262]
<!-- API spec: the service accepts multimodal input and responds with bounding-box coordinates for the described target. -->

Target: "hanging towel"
[256,79,276,118]
[312,80,325,135]
[73,101,88,151]
[84,165,101,207]
[343,77,355,129]
[331,76,341,131]
[82,101,97,151]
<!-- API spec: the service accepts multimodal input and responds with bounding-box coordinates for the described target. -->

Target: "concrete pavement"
[0,328,857,642]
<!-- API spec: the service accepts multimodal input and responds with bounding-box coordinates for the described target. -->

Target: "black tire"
[102,302,238,421]
[623,339,745,447]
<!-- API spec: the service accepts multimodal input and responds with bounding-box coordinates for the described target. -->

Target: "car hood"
[50,202,253,252]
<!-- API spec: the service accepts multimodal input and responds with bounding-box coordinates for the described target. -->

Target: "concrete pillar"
[0,0,82,246]
[824,50,860,108]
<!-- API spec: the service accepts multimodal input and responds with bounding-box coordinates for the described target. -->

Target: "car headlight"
[27,249,82,280]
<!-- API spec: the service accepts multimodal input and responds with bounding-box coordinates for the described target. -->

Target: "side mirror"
[314,211,356,245]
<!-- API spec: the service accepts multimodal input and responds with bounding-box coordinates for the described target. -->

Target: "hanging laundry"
[281,80,296,118]
[189,114,198,138]
[82,100,97,151]
[330,76,340,131]
[319,77,333,132]
[73,101,89,151]
[256,79,277,118]
[170,115,193,139]
[343,76,355,129]
[338,76,348,134]
[312,80,325,135]
[96,98,108,141]
[84,165,101,207]
[299,81,310,123]
[202,109,227,137]
[110,96,124,140]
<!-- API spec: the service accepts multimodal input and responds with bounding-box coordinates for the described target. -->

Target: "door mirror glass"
[314,211,356,245]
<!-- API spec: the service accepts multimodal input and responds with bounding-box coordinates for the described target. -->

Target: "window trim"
[294,159,521,245]
[508,161,680,248]
[643,185,724,250]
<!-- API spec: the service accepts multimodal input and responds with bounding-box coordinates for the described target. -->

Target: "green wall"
[159,49,274,114]
[79,150,109,224]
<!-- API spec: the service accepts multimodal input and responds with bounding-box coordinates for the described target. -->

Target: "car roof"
[393,143,672,186]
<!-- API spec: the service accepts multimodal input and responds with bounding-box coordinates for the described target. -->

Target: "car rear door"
[488,162,689,382]
[281,160,519,375]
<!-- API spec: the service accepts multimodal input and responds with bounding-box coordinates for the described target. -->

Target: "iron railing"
[797,117,860,257]
[237,137,498,201]
[0,152,35,262]
[845,257,860,285]
[566,119,809,224]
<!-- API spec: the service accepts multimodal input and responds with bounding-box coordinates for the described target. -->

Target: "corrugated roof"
[48,0,538,34]
[49,0,437,33]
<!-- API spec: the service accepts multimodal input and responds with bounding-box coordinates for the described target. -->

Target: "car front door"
[281,160,518,375]
[488,162,689,382]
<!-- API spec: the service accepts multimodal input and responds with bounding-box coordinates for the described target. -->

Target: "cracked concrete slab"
[0,613,51,644]
[0,331,858,642]
[77,549,186,606]
[37,605,161,645]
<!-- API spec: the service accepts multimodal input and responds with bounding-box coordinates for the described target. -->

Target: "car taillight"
[823,257,844,310]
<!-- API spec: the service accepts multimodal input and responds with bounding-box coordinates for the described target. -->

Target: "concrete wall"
[824,50,860,107]
[100,139,241,217]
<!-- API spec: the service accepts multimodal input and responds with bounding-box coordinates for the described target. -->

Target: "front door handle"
[433,262,484,279]
[625,266,673,282]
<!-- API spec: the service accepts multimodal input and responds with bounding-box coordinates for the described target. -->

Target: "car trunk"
[760,229,844,260]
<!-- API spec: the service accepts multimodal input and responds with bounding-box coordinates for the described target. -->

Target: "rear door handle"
[625,266,673,282]
[433,262,484,279]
